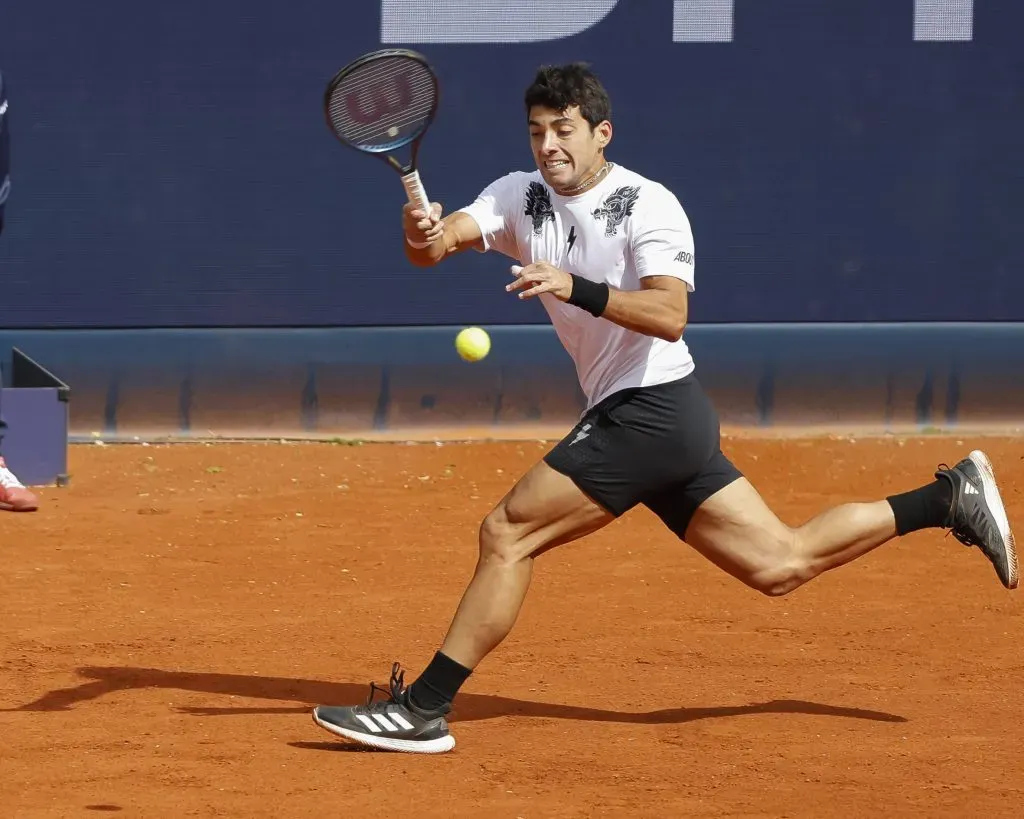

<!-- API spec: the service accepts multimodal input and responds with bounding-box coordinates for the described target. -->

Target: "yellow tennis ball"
[455,327,491,362]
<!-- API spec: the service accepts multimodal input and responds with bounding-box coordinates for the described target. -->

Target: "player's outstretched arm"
[507,263,688,343]
[402,202,483,268]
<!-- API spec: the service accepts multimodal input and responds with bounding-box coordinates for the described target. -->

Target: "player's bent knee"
[477,505,522,566]
[742,530,812,597]
[747,562,810,597]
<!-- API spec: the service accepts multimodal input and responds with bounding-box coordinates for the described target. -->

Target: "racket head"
[323,48,439,169]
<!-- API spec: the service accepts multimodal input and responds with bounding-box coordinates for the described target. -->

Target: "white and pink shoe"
[0,457,39,512]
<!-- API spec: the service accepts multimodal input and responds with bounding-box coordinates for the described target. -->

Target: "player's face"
[528,105,611,190]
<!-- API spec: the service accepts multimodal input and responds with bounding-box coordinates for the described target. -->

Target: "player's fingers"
[429,203,443,220]
[508,271,549,292]
[505,268,545,291]
[518,282,551,299]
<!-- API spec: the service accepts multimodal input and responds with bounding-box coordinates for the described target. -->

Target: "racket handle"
[402,170,431,214]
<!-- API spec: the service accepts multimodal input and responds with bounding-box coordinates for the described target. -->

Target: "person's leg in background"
[0,328,39,511]
[0,68,39,513]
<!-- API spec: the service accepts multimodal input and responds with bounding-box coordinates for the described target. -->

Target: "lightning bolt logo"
[566,225,577,252]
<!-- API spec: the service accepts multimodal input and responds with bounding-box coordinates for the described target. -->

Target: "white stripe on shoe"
[355,714,383,733]
[388,712,415,730]
[371,713,399,731]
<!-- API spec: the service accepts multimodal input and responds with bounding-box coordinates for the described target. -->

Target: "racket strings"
[327,58,436,150]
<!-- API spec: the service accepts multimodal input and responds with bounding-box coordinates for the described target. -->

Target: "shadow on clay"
[4,666,908,728]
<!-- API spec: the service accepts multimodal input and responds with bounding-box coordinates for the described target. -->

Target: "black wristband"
[567,274,610,317]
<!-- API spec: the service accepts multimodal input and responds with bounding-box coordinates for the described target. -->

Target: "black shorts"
[544,374,743,538]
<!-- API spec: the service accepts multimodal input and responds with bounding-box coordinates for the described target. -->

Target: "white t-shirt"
[457,163,697,409]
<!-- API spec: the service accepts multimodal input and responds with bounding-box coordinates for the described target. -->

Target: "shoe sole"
[969,450,1018,590]
[312,709,456,754]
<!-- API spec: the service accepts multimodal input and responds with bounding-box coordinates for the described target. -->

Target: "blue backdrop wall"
[0,0,1020,328]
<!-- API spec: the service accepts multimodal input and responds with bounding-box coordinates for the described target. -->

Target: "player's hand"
[403,201,444,246]
[506,262,573,302]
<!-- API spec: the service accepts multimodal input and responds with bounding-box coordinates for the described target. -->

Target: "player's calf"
[436,461,612,684]
[688,451,1016,596]
[437,507,534,661]
[716,504,899,596]
[686,478,901,597]
[457,483,614,652]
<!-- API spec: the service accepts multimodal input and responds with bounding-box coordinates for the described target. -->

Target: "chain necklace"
[555,161,614,196]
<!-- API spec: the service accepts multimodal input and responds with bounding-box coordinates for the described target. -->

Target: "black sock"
[886,477,953,535]
[408,651,473,712]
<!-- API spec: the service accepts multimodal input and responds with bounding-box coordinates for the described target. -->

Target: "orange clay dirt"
[0,436,1022,818]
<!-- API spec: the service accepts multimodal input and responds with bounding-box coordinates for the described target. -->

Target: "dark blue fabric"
[0,2,1021,328]
[1,67,7,440]
[0,67,9,237]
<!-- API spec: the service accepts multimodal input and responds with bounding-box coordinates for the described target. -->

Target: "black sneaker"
[936,450,1018,590]
[312,663,456,754]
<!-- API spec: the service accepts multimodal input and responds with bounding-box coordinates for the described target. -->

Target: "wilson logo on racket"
[345,73,413,125]
[324,49,440,215]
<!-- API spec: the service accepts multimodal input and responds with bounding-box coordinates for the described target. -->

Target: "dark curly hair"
[524,62,612,130]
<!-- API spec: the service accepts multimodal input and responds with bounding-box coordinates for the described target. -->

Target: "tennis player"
[312,63,1016,754]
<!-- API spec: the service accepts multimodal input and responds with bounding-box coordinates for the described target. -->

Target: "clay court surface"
[1,436,1021,817]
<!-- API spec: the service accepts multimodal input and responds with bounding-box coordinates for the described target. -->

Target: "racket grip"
[402,170,431,214]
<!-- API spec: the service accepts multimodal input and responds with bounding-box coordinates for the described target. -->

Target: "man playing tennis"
[313,63,1017,754]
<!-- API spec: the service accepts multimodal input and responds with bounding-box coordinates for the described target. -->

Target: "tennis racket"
[323,48,439,214]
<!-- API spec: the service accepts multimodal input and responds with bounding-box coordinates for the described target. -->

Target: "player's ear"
[595,120,612,149]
